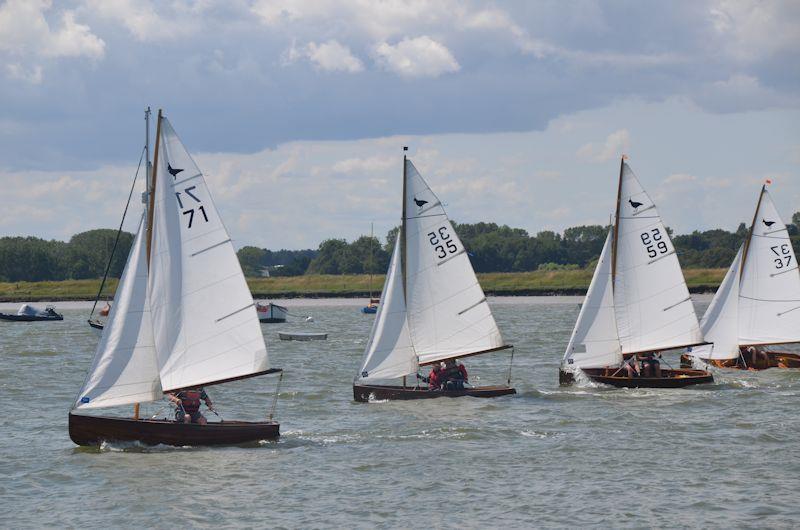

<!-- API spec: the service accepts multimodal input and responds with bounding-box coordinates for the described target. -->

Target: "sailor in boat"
[418,363,444,390]
[639,352,662,378]
[441,359,468,390]
[167,388,214,425]
[742,346,770,370]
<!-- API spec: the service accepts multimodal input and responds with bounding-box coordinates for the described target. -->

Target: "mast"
[401,147,408,305]
[611,156,625,288]
[146,110,162,267]
[368,221,374,299]
[740,184,766,279]
[136,106,154,421]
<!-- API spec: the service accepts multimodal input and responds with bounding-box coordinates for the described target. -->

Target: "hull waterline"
[353,384,516,402]
[559,368,713,388]
[68,413,279,447]
[0,313,63,322]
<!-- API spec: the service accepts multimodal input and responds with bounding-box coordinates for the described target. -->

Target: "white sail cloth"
[357,158,506,381]
[562,231,622,368]
[691,188,800,359]
[613,162,703,354]
[17,304,48,316]
[149,118,270,392]
[74,216,162,408]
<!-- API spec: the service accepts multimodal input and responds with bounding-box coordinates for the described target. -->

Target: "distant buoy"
[306,316,314,323]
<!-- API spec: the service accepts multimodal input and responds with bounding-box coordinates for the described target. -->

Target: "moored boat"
[257,302,288,323]
[69,110,282,447]
[681,183,800,371]
[353,151,515,402]
[560,157,713,388]
[278,331,327,341]
[0,304,63,322]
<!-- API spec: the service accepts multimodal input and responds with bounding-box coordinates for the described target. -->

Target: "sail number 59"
[770,244,792,269]
[640,228,668,259]
[428,227,457,259]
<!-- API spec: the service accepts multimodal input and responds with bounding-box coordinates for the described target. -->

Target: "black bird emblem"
[168,164,183,178]
[628,198,643,210]
[763,219,775,227]
[414,197,428,208]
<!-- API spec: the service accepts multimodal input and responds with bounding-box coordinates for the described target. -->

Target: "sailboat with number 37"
[353,153,516,402]
[69,110,283,446]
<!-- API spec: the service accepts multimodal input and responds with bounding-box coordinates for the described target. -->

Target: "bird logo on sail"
[168,164,183,178]
[762,219,775,227]
[628,198,643,212]
[414,197,428,208]
[361,370,369,378]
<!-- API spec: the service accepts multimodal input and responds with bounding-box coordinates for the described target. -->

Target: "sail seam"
[406,212,447,220]
[170,172,203,187]
[215,303,255,323]
[437,248,466,267]
[762,227,788,236]
[777,305,800,317]
[647,249,676,265]
[739,295,800,302]
[631,204,656,216]
[415,201,441,216]
[770,266,798,277]
[192,238,231,257]
[458,297,487,315]
[751,233,792,240]
[662,296,691,311]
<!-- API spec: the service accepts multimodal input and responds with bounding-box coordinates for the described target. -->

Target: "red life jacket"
[180,390,202,413]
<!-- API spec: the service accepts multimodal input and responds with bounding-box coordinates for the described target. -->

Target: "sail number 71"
[428,227,458,259]
[175,185,209,229]
[770,244,792,269]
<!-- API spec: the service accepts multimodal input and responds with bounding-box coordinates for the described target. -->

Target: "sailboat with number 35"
[353,152,516,402]
[69,110,283,446]
[560,157,714,388]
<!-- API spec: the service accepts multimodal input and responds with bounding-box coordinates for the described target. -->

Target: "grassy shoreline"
[0,269,727,303]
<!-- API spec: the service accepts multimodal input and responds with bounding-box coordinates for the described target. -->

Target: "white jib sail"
[613,162,703,353]
[403,159,505,366]
[149,117,269,392]
[563,230,622,368]
[357,232,417,380]
[75,215,161,409]
[738,189,800,345]
[690,246,743,360]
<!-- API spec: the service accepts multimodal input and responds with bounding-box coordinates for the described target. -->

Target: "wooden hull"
[0,313,63,322]
[559,368,713,388]
[680,352,800,370]
[353,384,516,402]
[68,413,279,447]
[88,320,104,330]
[277,331,327,341]
[259,317,286,323]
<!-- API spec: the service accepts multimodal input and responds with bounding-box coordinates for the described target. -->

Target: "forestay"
[738,189,800,345]
[613,162,703,354]
[357,233,416,380]
[403,159,505,366]
[75,216,162,409]
[149,118,270,392]
[563,231,622,368]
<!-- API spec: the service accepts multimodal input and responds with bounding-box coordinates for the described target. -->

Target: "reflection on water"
[0,296,798,528]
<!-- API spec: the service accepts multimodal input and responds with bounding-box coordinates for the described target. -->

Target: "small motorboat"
[0,304,63,322]
[278,331,328,341]
[361,298,379,314]
[257,302,288,323]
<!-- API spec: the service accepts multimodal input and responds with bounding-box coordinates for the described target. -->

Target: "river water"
[0,296,798,528]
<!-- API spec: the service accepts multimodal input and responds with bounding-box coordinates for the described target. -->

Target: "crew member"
[168,387,214,424]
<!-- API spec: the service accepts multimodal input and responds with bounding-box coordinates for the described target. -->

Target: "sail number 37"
[428,227,458,259]
[770,244,792,269]
[175,185,209,229]
[640,228,668,258]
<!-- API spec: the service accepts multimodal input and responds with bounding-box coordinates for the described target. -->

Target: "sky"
[0,0,798,249]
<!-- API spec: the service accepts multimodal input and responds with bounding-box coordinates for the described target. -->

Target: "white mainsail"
[562,231,622,368]
[357,233,416,380]
[738,189,800,346]
[690,246,743,360]
[356,157,507,381]
[149,117,270,392]
[74,215,161,409]
[613,162,703,354]
[404,159,505,366]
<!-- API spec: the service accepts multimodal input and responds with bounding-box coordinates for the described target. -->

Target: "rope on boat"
[89,145,147,320]
[506,346,516,385]
[268,371,284,421]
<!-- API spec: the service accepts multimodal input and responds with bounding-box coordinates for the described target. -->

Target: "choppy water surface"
[1,296,798,528]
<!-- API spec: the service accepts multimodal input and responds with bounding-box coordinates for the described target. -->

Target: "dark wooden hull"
[88,320,104,330]
[68,413,279,447]
[680,352,800,370]
[259,318,286,323]
[0,312,63,322]
[353,384,516,402]
[559,368,713,388]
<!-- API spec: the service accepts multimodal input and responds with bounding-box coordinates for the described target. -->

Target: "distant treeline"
[2,213,799,282]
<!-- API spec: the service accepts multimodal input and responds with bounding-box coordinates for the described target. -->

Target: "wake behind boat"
[681,183,800,370]
[69,110,282,447]
[560,157,713,388]
[353,151,515,402]
[0,304,63,322]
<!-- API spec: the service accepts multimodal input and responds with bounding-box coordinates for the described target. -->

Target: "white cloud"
[0,0,104,83]
[373,36,459,78]
[663,173,697,185]
[82,0,204,42]
[284,40,364,73]
[709,0,800,62]
[692,73,798,113]
[577,129,631,163]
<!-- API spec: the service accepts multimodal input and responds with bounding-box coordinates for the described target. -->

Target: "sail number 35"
[175,185,209,229]
[428,227,458,259]
[640,228,668,259]
[770,244,792,269]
